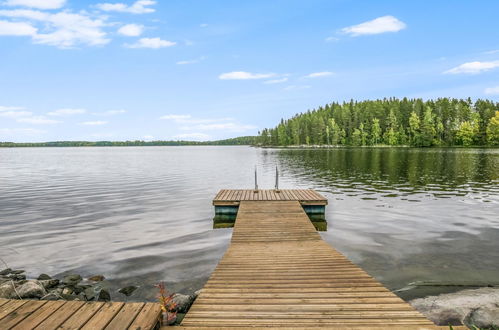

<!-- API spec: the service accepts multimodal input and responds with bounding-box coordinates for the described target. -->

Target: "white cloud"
[341,15,406,36]
[180,122,256,132]
[444,61,499,74]
[17,116,61,124]
[0,110,32,118]
[96,0,156,14]
[117,23,143,36]
[305,71,334,78]
[160,114,192,121]
[47,108,86,116]
[325,36,339,42]
[3,0,65,9]
[0,9,110,48]
[93,109,126,116]
[484,86,499,95]
[283,85,311,91]
[125,37,176,48]
[219,71,276,80]
[0,128,46,136]
[176,56,205,65]
[263,77,288,84]
[0,20,37,35]
[80,121,107,125]
[143,134,154,141]
[0,105,25,111]
[173,133,210,141]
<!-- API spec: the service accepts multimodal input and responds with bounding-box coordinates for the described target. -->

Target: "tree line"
[256,98,499,147]
[0,136,257,147]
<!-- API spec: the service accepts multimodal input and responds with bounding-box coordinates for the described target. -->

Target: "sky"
[0,0,498,142]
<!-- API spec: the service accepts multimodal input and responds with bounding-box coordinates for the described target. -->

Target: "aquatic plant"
[156,282,177,326]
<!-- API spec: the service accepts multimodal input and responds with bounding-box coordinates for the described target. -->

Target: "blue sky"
[0,0,498,142]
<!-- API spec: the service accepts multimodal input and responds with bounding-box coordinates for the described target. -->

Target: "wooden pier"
[0,299,161,329]
[180,189,450,328]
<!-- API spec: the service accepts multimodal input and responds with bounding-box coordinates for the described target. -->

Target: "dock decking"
[181,190,447,328]
[0,299,161,329]
[213,189,328,206]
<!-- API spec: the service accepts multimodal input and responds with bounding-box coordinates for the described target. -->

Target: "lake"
[0,146,498,301]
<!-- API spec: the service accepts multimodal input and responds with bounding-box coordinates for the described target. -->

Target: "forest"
[0,136,257,147]
[256,98,499,147]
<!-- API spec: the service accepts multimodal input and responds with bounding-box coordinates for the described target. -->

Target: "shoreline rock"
[410,287,499,328]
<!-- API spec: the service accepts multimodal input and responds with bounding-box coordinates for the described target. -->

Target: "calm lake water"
[0,146,498,301]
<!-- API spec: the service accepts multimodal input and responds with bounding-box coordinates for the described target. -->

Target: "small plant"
[156,282,177,326]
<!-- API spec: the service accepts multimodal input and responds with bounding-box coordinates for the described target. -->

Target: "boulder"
[465,305,499,328]
[10,270,25,275]
[172,293,194,313]
[37,274,51,280]
[0,268,12,276]
[118,286,138,297]
[38,279,59,289]
[62,274,82,286]
[8,274,26,281]
[41,292,62,300]
[17,281,46,299]
[410,287,499,326]
[84,285,110,301]
[0,282,16,299]
[88,275,105,282]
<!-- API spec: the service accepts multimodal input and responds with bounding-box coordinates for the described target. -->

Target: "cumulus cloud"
[80,121,107,125]
[444,61,499,74]
[173,133,210,141]
[219,71,276,80]
[125,37,175,48]
[0,110,32,118]
[341,15,406,36]
[96,0,156,14]
[3,0,66,10]
[263,77,288,84]
[17,116,61,124]
[0,20,37,35]
[117,23,143,36]
[0,9,110,48]
[93,109,126,116]
[160,114,192,121]
[176,56,205,65]
[47,108,86,116]
[304,71,334,78]
[0,105,25,111]
[484,86,499,95]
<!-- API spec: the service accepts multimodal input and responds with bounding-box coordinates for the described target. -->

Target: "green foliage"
[256,98,499,147]
[0,136,258,147]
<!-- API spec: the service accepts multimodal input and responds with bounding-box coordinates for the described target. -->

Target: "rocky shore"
[410,287,499,328]
[0,268,198,323]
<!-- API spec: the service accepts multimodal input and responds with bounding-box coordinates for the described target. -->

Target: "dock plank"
[182,196,437,328]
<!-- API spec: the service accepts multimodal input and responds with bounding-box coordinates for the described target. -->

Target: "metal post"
[275,166,280,193]
[254,166,258,193]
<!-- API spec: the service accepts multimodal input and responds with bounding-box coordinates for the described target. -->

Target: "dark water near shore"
[0,146,498,301]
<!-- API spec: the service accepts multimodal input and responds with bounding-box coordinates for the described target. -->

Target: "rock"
[37,273,51,280]
[38,279,59,289]
[193,289,202,299]
[8,274,26,281]
[10,270,25,275]
[17,281,46,299]
[0,268,12,276]
[118,286,138,297]
[172,293,194,313]
[465,305,499,328]
[61,293,80,301]
[62,287,74,295]
[0,282,16,299]
[88,275,105,282]
[410,287,499,326]
[62,274,82,286]
[41,292,61,300]
[84,285,111,302]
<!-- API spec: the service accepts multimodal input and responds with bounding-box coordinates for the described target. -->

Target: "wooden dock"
[0,299,161,329]
[181,190,450,329]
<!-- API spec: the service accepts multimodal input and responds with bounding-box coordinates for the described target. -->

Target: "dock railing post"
[275,166,280,193]
[254,166,258,193]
